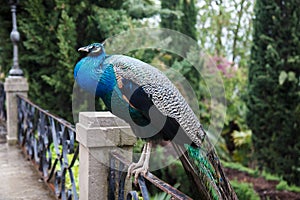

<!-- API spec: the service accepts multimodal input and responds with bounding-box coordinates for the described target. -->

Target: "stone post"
[4,77,28,145]
[76,112,136,200]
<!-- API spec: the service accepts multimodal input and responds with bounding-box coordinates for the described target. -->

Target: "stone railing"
[4,76,28,144]
[76,112,136,199]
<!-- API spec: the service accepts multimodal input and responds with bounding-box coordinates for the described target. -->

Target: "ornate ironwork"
[17,95,79,200]
[0,82,6,121]
[109,151,193,200]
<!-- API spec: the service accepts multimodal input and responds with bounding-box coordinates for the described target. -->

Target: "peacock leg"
[127,142,152,184]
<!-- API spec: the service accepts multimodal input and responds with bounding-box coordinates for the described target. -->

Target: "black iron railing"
[0,82,6,121]
[109,152,193,200]
[17,95,79,200]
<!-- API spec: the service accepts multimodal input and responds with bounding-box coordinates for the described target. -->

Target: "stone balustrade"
[76,112,136,200]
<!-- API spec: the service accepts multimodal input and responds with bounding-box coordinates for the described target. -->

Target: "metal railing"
[0,82,6,121]
[109,152,193,200]
[17,95,79,200]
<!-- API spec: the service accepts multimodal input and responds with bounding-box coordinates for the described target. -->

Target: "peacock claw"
[127,142,152,184]
[127,163,149,184]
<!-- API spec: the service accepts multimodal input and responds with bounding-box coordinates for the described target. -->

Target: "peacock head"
[78,42,105,56]
[74,42,106,79]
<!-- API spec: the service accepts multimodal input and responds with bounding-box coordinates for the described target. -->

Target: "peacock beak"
[78,46,89,52]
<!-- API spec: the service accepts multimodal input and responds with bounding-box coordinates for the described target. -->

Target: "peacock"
[74,43,237,200]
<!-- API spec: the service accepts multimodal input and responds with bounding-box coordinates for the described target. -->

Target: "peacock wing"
[106,55,204,145]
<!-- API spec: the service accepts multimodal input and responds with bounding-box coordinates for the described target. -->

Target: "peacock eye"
[92,46,101,53]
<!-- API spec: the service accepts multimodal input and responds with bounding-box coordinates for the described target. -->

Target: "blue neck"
[74,51,117,98]
[74,51,106,78]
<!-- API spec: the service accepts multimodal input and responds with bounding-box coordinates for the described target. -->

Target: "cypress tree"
[247,0,300,185]
[180,0,197,40]
[160,0,181,31]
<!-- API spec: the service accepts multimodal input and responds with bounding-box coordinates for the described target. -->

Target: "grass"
[261,170,281,181]
[230,179,260,200]
[276,180,300,193]
[222,160,300,194]
[149,183,180,200]
[221,160,259,177]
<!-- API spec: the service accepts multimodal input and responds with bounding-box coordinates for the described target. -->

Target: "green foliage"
[223,160,300,193]
[88,6,137,40]
[49,143,79,193]
[123,0,180,20]
[276,180,300,193]
[196,0,253,133]
[230,179,260,200]
[0,4,14,78]
[179,0,197,40]
[197,0,253,60]
[149,183,180,200]
[221,161,259,177]
[222,161,300,195]
[222,67,248,129]
[17,0,75,119]
[163,160,193,198]
[195,1,253,163]
[261,170,281,182]
[133,139,145,154]
[247,0,300,185]
[232,130,252,147]
[231,130,253,165]
[160,0,181,31]
[221,65,251,163]
[0,0,158,122]
[160,0,197,40]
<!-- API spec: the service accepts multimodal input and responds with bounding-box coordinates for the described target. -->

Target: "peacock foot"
[127,142,152,184]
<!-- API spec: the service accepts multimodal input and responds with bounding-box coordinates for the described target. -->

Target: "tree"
[195,0,255,161]
[197,0,253,64]
[247,0,300,185]
[180,0,197,40]
[160,0,181,31]
[0,0,152,122]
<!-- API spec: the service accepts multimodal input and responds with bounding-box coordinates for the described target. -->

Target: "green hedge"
[247,0,300,185]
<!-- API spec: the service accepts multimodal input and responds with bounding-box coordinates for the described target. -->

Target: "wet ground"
[0,140,55,200]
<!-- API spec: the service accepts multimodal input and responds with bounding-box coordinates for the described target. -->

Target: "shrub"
[230,179,260,200]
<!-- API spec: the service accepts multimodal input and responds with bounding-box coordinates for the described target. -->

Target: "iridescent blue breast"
[95,64,117,97]
[74,56,117,98]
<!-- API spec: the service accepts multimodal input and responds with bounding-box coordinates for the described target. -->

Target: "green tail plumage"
[185,145,220,200]
[173,142,237,200]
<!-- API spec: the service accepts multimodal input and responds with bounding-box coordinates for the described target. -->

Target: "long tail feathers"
[172,141,237,200]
